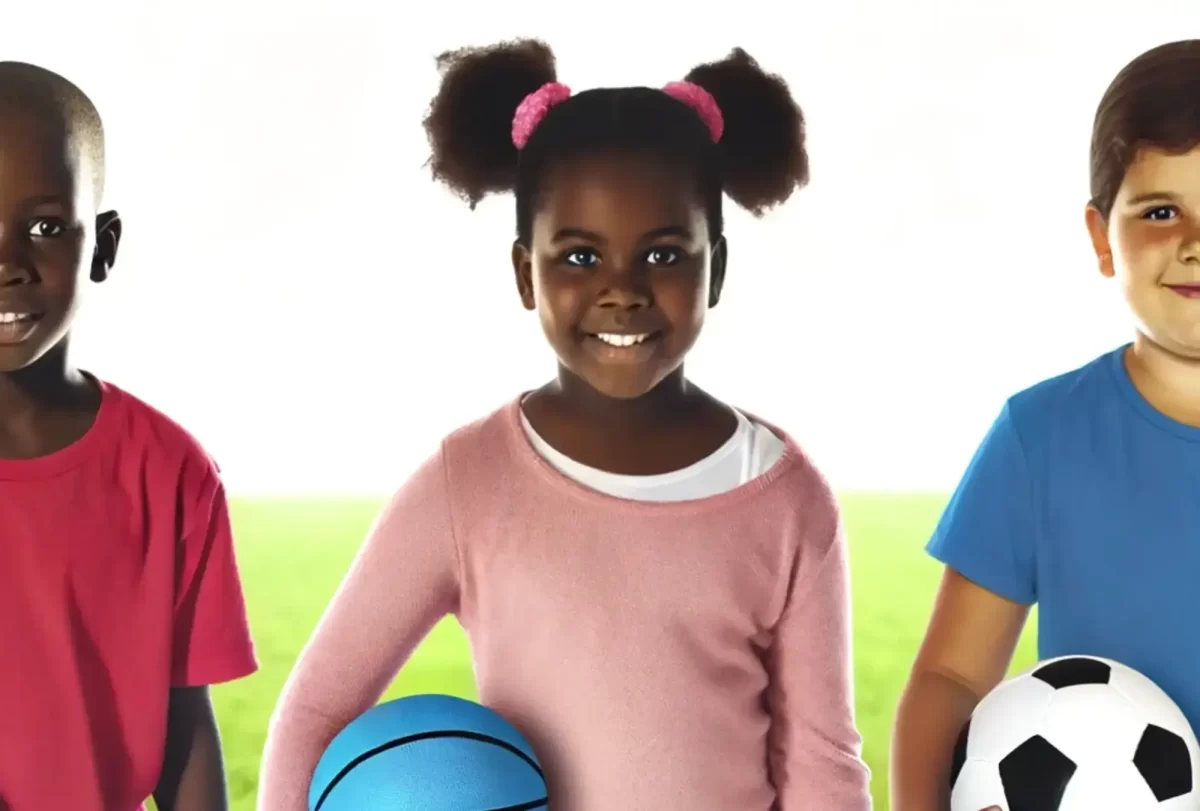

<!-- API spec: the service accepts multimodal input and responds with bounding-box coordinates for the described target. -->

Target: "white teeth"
[595,333,650,347]
[0,312,32,324]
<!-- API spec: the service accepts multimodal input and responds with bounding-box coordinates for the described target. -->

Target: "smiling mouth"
[1166,284,1200,299]
[0,311,41,324]
[0,311,45,344]
[590,332,659,347]
[581,330,664,363]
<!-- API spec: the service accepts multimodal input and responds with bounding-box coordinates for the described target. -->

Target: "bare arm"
[889,568,1029,811]
[158,465,257,811]
[154,686,228,811]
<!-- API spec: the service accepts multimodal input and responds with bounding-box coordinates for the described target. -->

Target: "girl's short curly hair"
[423,39,809,245]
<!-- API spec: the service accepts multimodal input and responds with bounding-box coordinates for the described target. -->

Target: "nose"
[1182,233,1200,265]
[0,227,34,286]
[596,286,650,310]
[0,265,34,286]
[594,263,652,311]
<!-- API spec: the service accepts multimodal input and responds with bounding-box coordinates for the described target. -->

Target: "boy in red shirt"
[0,62,257,810]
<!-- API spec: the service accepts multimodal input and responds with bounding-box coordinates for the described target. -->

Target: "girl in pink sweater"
[259,39,871,810]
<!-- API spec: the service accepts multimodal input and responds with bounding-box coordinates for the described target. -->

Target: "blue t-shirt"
[927,344,1200,732]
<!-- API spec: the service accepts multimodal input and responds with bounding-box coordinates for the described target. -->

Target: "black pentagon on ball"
[949,718,970,787]
[1134,723,1193,801]
[999,735,1076,811]
[1031,656,1112,688]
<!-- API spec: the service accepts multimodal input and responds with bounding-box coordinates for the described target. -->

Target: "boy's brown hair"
[1090,40,1200,219]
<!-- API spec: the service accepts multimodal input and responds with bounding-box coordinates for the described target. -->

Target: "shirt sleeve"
[257,443,461,811]
[767,474,872,810]
[926,401,1039,605]
[171,467,258,686]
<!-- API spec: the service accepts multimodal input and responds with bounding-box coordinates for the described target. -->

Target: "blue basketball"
[308,694,547,810]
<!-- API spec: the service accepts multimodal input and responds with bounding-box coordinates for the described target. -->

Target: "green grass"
[211,494,1038,810]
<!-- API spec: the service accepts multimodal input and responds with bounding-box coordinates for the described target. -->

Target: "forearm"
[258,694,349,811]
[890,669,981,811]
[154,766,228,811]
[155,686,229,811]
[774,736,871,810]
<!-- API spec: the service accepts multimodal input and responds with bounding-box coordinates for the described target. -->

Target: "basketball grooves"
[312,729,548,811]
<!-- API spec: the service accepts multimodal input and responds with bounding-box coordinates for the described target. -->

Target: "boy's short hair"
[0,61,105,205]
[1089,40,1200,218]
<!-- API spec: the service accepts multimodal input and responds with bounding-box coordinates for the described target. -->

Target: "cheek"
[534,273,586,330]
[654,271,708,323]
[1113,223,1173,278]
[36,235,87,288]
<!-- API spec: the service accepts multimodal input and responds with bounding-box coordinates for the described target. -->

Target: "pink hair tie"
[512,82,572,149]
[662,81,724,143]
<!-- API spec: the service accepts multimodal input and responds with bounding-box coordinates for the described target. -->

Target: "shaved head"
[0,61,105,206]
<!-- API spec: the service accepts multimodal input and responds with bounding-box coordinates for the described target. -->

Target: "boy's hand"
[153,686,229,811]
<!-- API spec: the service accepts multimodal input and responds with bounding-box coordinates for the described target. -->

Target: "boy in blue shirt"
[889,39,1200,811]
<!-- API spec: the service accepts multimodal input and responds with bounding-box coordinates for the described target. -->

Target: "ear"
[91,210,122,283]
[708,236,728,308]
[512,240,536,311]
[1084,204,1114,278]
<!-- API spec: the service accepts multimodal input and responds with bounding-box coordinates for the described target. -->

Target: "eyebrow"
[1125,192,1179,206]
[550,225,693,244]
[19,194,68,207]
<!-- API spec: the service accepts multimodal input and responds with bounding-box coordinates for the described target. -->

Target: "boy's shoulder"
[1004,346,1125,434]
[98,377,222,489]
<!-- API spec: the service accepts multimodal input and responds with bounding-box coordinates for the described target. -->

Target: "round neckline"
[1107,344,1200,442]
[504,393,804,515]
[519,404,754,489]
[0,374,121,480]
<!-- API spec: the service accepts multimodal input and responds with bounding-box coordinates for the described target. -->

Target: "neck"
[551,365,696,431]
[1127,335,1200,422]
[0,344,86,418]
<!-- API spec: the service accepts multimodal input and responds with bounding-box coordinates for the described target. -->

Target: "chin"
[1173,343,1200,361]
[0,353,44,373]
[592,384,655,400]
[0,335,68,374]
[575,368,663,400]
[1137,329,1200,362]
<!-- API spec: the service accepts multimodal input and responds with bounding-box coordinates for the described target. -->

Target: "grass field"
[211,493,1039,810]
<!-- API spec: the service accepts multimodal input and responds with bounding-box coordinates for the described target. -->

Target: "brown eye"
[563,248,599,267]
[647,247,681,266]
[1142,206,1178,222]
[27,218,65,238]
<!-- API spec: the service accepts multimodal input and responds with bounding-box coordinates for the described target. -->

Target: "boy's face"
[513,152,726,399]
[0,102,118,373]
[1088,145,1200,359]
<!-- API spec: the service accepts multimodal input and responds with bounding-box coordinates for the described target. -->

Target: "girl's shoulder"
[693,404,844,542]
[737,405,833,485]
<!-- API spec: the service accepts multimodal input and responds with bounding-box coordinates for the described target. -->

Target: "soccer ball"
[949,655,1200,810]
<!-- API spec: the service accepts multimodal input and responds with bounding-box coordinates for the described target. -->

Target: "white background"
[2,0,1193,493]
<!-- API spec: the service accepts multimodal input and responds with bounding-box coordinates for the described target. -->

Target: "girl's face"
[1088,145,1200,359]
[513,152,725,399]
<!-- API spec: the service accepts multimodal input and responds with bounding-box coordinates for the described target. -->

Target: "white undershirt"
[519,406,788,502]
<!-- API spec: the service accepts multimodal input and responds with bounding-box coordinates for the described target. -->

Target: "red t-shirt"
[0,379,258,810]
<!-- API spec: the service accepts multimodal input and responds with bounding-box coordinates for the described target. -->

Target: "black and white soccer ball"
[949,655,1200,810]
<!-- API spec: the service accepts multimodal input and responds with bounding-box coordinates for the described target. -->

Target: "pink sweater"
[258,397,871,810]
